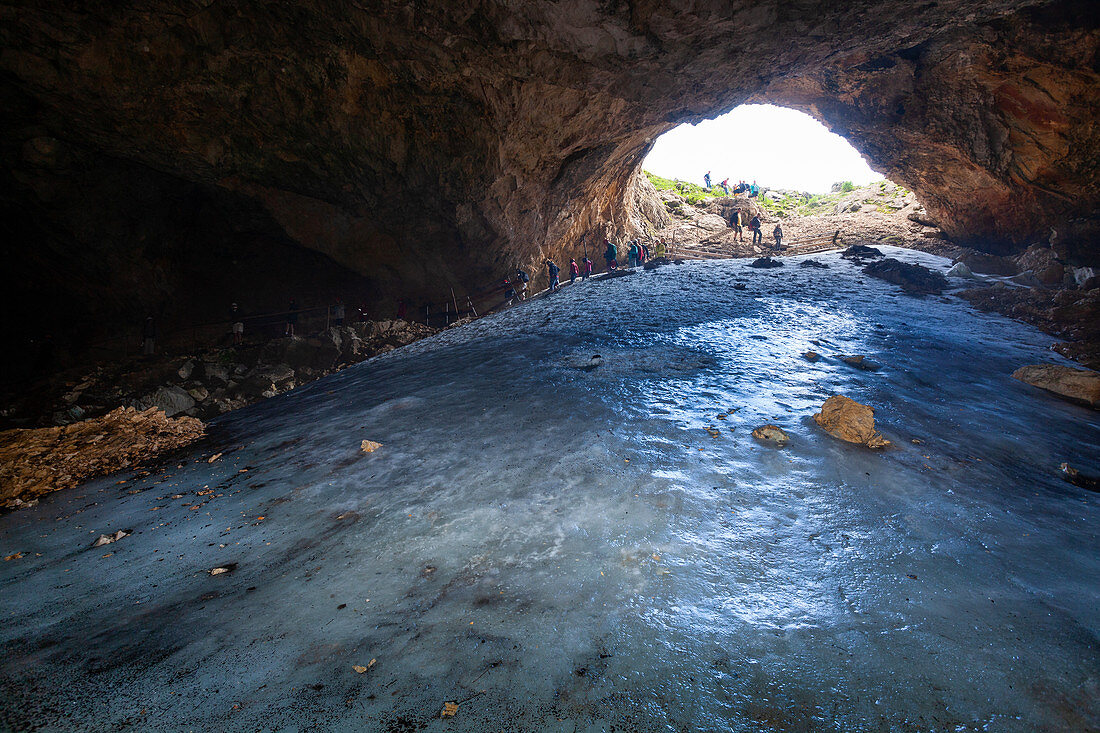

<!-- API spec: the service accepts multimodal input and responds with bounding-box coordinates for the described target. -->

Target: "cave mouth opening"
[643,104,884,195]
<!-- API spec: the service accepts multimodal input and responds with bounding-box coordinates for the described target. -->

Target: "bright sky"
[643,104,883,194]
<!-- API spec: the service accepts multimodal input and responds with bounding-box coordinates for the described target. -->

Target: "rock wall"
[1,0,1097,356]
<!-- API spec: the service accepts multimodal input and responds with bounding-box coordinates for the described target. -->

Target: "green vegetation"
[645,171,719,205]
[838,180,856,193]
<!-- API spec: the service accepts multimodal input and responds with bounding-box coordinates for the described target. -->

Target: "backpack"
[518,270,529,283]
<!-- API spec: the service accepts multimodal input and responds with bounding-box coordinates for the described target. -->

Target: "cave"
[2,0,1097,372]
[1,2,1099,730]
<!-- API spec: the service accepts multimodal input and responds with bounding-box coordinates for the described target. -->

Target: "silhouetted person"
[731,209,745,242]
[332,297,345,326]
[230,303,244,345]
[704,171,712,189]
[397,298,407,320]
[142,316,156,356]
[286,298,298,336]
[750,214,763,246]
[773,223,784,251]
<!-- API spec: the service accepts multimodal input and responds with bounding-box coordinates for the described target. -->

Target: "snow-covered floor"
[2,247,1098,731]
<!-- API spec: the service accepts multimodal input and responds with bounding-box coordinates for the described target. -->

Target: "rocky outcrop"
[0,407,204,507]
[863,258,950,295]
[813,396,891,448]
[751,425,791,446]
[0,0,1096,370]
[1012,364,1100,407]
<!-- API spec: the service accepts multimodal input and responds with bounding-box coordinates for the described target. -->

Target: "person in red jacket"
[569,258,580,284]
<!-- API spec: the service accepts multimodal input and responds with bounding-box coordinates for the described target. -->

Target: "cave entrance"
[640,104,938,254]
[644,104,881,195]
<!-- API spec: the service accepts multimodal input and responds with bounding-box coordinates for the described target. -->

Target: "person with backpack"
[603,239,618,271]
[501,279,516,306]
[704,171,712,189]
[750,214,763,246]
[731,209,745,242]
[773,223,784,251]
[719,178,730,195]
[569,258,579,284]
[640,242,649,263]
[581,257,593,280]
[627,241,640,268]
[516,268,530,299]
[546,259,560,292]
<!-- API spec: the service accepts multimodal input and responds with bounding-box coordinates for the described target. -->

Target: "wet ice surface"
[2,247,1099,731]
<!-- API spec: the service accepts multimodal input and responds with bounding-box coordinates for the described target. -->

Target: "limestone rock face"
[1012,364,1100,407]
[1,0,1097,358]
[814,396,891,449]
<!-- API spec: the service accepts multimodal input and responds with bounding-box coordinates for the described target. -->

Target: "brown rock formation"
[1012,364,1100,407]
[814,396,892,448]
[0,407,205,507]
[1,0,1097,367]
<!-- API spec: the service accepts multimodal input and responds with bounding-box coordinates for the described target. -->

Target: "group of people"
[602,238,665,270]
[703,171,760,198]
[727,208,784,249]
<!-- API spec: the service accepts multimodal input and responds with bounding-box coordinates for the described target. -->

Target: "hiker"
[285,298,298,336]
[750,214,763,246]
[332,298,346,326]
[142,316,156,356]
[734,180,748,194]
[655,239,667,258]
[230,302,244,345]
[640,241,649,262]
[731,209,744,242]
[569,258,579,284]
[358,304,370,322]
[397,298,407,320]
[627,241,640,268]
[516,268,530,299]
[719,178,730,195]
[703,171,711,189]
[501,279,516,306]
[773,223,784,251]
[581,257,593,280]
[604,239,618,271]
[546,260,560,291]
[750,181,759,198]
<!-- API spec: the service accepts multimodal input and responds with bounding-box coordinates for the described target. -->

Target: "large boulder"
[1012,364,1100,408]
[956,252,1018,276]
[136,386,195,417]
[813,396,891,448]
[863,258,949,295]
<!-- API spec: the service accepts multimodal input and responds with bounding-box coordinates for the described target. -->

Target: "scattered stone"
[751,425,790,447]
[1059,463,1099,492]
[207,452,222,463]
[1,407,205,507]
[733,282,747,290]
[1009,270,1044,288]
[863,258,949,295]
[643,256,672,270]
[209,563,237,576]
[803,351,820,362]
[813,396,891,448]
[839,354,882,371]
[92,529,130,547]
[841,244,884,260]
[137,385,196,417]
[957,252,1018,276]
[945,262,977,279]
[798,259,830,269]
[1012,364,1100,408]
[748,256,783,268]
[360,440,383,453]
[441,702,459,718]
[177,360,195,380]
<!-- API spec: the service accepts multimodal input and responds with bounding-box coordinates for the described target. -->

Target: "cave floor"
[1,247,1098,731]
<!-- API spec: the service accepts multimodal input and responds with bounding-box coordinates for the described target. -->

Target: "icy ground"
[1,247,1098,732]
